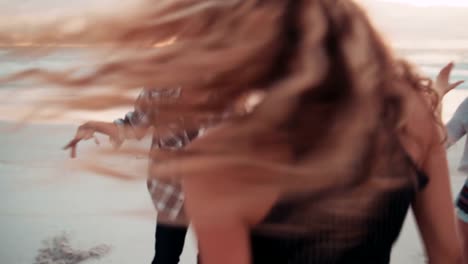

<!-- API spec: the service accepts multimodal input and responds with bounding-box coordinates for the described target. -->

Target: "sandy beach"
[0,90,467,264]
[0,121,198,264]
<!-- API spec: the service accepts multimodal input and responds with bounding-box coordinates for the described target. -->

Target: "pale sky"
[359,0,468,45]
[378,0,468,7]
[0,0,466,12]
[0,0,467,45]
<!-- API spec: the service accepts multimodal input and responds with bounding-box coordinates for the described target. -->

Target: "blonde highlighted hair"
[1,0,438,231]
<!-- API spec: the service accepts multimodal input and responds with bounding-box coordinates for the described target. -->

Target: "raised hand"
[435,62,464,97]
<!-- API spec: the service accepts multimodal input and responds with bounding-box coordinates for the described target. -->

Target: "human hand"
[435,62,464,97]
[63,122,101,158]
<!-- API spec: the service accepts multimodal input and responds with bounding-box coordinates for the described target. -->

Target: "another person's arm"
[446,98,468,148]
[64,89,153,157]
[434,62,464,100]
[431,62,465,148]
[63,121,120,158]
[430,62,464,118]
[113,89,154,140]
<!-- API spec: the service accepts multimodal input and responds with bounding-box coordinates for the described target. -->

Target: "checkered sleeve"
[113,89,153,141]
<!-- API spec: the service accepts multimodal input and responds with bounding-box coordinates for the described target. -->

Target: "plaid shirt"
[114,87,200,224]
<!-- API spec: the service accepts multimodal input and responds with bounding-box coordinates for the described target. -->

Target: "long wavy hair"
[1,0,438,232]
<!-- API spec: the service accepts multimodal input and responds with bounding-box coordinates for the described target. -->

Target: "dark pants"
[152,223,188,264]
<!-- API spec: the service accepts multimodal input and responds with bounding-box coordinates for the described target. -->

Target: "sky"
[0,0,137,17]
[0,0,466,14]
[378,0,468,7]
[360,0,468,46]
[0,0,467,46]
[0,0,466,12]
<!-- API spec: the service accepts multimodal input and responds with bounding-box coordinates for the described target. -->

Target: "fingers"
[71,145,77,158]
[64,124,99,158]
[449,80,465,91]
[63,138,80,150]
[93,136,100,146]
[436,62,464,96]
[436,62,454,91]
[438,62,454,81]
[78,129,94,140]
[63,138,80,158]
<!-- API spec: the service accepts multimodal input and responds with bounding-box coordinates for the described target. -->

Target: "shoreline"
[0,88,466,125]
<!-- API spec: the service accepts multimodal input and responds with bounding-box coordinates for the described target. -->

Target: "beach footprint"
[34,233,111,264]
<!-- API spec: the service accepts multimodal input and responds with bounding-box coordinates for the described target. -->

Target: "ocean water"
[0,46,467,91]
[400,46,468,89]
[0,48,95,89]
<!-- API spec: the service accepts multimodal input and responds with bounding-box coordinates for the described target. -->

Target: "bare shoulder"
[398,89,441,168]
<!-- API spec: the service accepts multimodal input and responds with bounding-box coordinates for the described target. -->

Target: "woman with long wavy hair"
[0,0,464,263]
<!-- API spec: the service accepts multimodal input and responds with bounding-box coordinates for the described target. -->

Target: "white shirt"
[447,97,468,173]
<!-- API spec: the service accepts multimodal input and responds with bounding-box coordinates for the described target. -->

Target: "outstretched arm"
[64,89,154,158]
[63,121,120,158]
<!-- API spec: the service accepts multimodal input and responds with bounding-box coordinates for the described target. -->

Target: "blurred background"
[0,1,466,263]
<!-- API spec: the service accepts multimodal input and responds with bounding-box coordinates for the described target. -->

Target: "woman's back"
[250,93,429,263]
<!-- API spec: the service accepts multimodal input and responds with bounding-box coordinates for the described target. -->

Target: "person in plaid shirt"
[64,87,201,264]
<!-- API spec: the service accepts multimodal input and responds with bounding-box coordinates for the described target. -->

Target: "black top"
[251,128,428,264]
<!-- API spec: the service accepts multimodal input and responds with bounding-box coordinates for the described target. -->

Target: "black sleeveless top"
[250,129,429,264]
